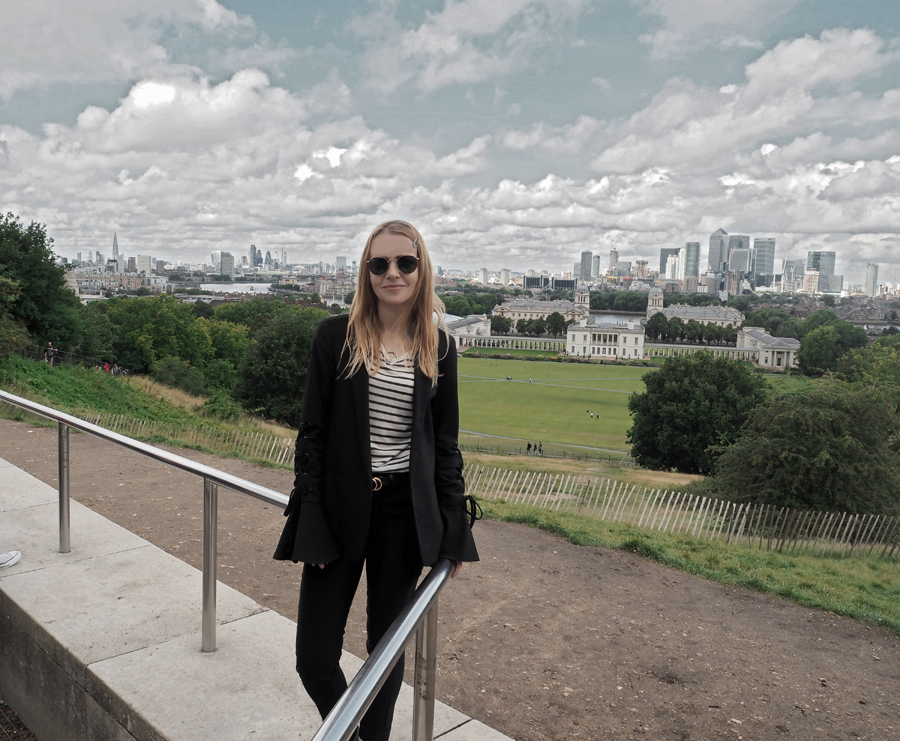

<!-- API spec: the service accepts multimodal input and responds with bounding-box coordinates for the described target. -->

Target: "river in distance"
[199,283,273,293]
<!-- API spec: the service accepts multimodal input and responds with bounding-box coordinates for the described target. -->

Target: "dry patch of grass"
[463,451,701,491]
[127,376,205,409]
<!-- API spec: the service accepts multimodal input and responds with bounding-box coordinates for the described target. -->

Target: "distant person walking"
[527,442,532,455]
[538,442,543,456]
[43,341,58,367]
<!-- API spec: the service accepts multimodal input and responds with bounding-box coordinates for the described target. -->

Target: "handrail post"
[412,603,438,741]
[58,422,71,553]
[202,477,218,653]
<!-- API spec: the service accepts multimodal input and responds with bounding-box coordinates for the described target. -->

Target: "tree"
[684,320,703,344]
[612,291,649,312]
[0,271,29,355]
[214,296,290,333]
[838,341,900,410]
[644,313,668,341]
[546,312,567,337]
[798,320,867,375]
[666,317,685,343]
[531,317,547,337]
[703,384,900,514]
[234,307,327,426]
[516,318,530,335]
[105,295,213,373]
[704,323,722,345]
[0,213,83,347]
[344,290,356,305]
[491,315,512,334]
[626,352,769,474]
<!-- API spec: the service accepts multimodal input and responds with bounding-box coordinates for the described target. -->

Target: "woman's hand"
[451,561,462,578]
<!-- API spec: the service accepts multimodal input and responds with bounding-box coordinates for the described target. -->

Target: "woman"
[274,220,478,741]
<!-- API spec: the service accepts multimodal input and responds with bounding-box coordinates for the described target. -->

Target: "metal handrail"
[0,388,451,741]
[312,559,452,741]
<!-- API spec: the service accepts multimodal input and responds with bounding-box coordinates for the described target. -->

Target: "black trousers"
[296,477,422,741]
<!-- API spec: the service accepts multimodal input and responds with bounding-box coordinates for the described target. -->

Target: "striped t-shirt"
[369,352,415,472]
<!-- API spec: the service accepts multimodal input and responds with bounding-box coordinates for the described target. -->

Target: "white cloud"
[353,0,586,93]
[0,0,253,99]
[633,0,802,59]
[591,29,897,175]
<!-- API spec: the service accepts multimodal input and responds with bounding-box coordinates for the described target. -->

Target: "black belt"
[372,471,410,491]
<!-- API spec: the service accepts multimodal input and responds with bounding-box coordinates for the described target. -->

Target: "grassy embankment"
[0,356,293,459]
[3,354,898,634]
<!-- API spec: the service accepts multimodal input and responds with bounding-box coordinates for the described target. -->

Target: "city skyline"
[3,2,899,285]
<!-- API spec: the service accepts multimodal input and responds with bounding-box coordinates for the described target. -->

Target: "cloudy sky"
[2,0,899,284]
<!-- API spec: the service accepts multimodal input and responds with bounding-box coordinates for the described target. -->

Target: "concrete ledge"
[0,458,507,740]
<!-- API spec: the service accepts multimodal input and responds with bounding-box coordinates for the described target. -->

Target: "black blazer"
[274,314,478,566]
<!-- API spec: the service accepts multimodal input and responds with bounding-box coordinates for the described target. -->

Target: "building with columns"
[567,317,645,359]
[492,286,591,326]
[646,286,743,327]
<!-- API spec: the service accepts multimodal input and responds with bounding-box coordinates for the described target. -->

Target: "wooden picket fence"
[462,464,900,559]
[79,413,297,467]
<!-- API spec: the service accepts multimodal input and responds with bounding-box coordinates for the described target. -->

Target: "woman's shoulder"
[316,313,350,341]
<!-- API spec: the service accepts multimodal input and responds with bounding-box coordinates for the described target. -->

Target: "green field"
[458,357,647,454]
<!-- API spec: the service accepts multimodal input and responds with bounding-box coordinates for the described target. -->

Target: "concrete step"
[0,457,510,741]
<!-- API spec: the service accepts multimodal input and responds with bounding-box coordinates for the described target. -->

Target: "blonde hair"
[344,220,447,383]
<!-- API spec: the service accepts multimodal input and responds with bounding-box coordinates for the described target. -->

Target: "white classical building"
[737,327,800,369]
[492,287,591,326]
[567,317,645,360]
[646,286,743,327]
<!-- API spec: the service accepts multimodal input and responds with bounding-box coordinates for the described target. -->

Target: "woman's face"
[368,231,419,310]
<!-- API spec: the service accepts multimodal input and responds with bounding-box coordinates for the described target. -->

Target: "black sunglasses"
[367,255,420,276]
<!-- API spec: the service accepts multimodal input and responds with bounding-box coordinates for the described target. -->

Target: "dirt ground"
[2,418,898,741]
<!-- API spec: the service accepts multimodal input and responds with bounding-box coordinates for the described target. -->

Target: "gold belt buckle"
[372,476,383,491]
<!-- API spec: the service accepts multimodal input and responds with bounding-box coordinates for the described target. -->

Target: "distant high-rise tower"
[729,249,752,274]
[580,251,593,282]
[479,268,488,285]
[659,247,680,275]
[864,263,879,297]
[220,252,235,280]
[806,251,835,278]
[592,254,600,277]
[752,238,776,280]
[682,242,700,278]
[499,268,510,285]
[112,233,119,258]
[727,235,750,269]
[608,248,619,274]
[708,228,728,272]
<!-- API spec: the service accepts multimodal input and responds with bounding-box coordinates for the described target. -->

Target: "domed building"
[645,286,743,327]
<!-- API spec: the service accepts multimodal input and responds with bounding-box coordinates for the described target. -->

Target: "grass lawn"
[458,356,648,453]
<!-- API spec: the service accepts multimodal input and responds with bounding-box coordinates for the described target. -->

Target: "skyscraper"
[608,248,618,274]
[682,242,700,278]
[659,247,680,274]
[729,249,752,274]
[806,251,835,278]
[112,233,119,259]
[136,255,151,274]
[580,251,593,282]
[864,263,879,297]
[727,235,750,269]
[592,254,600,277]
[708,228,728,272]
[220,252,235,279]
[752,238,776,279]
